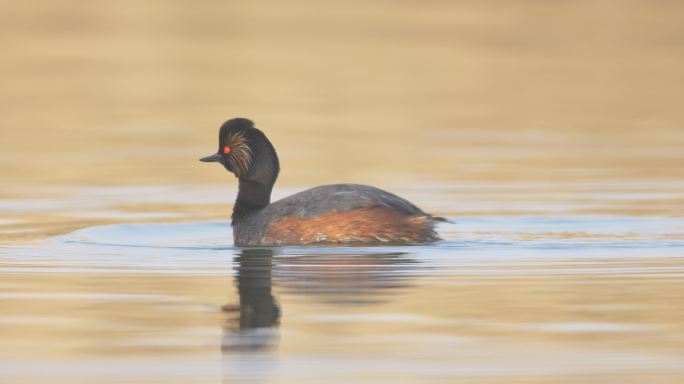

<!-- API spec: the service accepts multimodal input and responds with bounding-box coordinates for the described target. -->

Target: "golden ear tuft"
[225,130,253,176]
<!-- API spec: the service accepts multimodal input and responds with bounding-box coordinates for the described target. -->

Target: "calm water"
[2,214,684,383]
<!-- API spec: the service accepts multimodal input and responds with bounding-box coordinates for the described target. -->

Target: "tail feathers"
[428,215,452,224]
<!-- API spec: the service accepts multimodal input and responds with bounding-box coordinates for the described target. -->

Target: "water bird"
[200,118,445,246]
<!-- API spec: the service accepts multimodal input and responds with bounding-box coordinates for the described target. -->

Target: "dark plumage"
[200,118,445,246]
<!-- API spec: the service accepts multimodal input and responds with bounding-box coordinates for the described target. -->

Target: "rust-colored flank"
[263,207,436,245]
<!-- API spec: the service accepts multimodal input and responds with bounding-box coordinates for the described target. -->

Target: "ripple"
[0,217,682,277]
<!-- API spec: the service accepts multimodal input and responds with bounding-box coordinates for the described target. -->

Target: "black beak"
[200,153,222,162]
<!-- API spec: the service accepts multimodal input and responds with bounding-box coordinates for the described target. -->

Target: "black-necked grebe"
[200,118,445,246]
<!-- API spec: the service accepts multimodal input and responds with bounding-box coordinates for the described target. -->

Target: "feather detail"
[225,130,253,176]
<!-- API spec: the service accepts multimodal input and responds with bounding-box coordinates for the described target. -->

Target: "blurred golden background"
[2,0,684,238]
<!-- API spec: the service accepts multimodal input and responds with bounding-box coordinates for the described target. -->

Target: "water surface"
[2,216,684,383]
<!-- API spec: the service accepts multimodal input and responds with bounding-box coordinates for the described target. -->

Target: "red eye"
[223,146,231,154]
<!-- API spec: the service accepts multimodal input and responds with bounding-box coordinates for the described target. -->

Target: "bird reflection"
[274,252,416,305]
[221,248,280,351]
[221,248,417,352]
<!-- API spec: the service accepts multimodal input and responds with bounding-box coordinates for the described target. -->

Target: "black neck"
[232,179,274,221]
[229,128,280,222]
